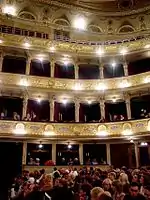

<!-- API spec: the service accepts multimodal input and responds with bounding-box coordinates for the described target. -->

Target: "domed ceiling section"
[33,0,150,14]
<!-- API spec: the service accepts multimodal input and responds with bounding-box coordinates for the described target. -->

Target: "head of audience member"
[132,174,139,183]
[91,187,104,200]
[112,180,123,194]
[108,172,116,181]
[119,173,129,185]
[144,185,150,199]
[129,182,140,197]
[102,178,112,191]
[98,193,112,200]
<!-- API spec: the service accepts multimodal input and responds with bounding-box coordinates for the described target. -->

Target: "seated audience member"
[28,158,35,166]
[13,112,20,120]
[120,115,125,121]
[0,111,5,119]
[123,182,146,200]
[24,113,31,121]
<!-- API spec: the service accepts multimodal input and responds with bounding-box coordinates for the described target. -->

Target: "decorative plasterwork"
[1,71,150,93]
[30,0,150,16]
[0,118,150,139]
[1,32,150,56]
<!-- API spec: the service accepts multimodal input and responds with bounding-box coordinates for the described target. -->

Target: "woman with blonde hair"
[102,178,113,195]
[91,187,104,200]
[119,173,130,194]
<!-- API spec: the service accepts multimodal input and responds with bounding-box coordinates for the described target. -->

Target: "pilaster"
[106,143,111,165]
[49,98,54,121]
[22,142,27,165]
[26,57,31,75]
[79,143,83,165]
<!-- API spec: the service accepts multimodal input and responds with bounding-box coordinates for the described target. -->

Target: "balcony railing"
[0,118,149,139]
[0,71,150,92]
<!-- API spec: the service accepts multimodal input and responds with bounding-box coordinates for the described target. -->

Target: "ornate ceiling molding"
[31,0,150,16]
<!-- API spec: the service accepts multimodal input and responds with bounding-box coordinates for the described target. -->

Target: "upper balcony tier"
[1,7,150,56]
[1,118,150,140]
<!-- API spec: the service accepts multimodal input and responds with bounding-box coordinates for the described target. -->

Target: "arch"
[88,25,102,33]
[118,25,135,33]
[53,18,70,26]
[18,11,36,20]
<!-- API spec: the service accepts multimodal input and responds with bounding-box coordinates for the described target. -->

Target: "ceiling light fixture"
[37,98,41,103]
[62,99,68,105]
[112,62,116,67]
[3,5,16,16]
[141,142,148,146]
[73,16,86,30]
[64,60,69,66]
[87,100,92,105]
[38,143,43,149]
[0,40,3,44]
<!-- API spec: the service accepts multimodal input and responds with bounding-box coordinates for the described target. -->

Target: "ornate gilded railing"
[0,31,149,55]
[1,71,150,92]
[0,118,150,139]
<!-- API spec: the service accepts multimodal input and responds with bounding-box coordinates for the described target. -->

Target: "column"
[100,100,105,118]
[74,63,79,79]
[106,143,111,165]
[123,61,128,76]
[49,98,54,121]
[134,143,139,168]
[22,97,28,119]
[22,142,27,165]
[79,143,83,165]
[75,100,80,122]
[51,59,55,78]
[125,98,131,119]
[0,54,4,72]
[99,61,104,79]
[26,57,31,75]
[52,143,56,164]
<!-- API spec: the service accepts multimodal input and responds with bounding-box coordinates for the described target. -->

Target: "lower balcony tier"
[0,118,150,139]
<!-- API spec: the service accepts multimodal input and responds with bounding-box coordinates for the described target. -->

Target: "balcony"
[0,118,150,139]
[0,71,150,92]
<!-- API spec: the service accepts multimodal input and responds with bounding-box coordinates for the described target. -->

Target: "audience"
[10,166,150,200]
